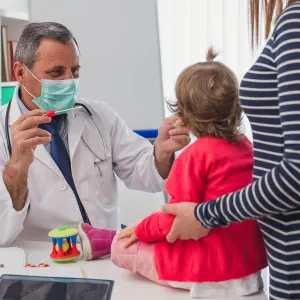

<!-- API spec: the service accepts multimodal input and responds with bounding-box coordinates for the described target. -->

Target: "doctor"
[0,22,190,246]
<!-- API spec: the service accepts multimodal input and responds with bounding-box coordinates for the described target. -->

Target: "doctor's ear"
[13,61,26,84]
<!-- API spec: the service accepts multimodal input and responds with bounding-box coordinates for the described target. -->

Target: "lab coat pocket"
[93,156,116,207]
[93,158,107,179]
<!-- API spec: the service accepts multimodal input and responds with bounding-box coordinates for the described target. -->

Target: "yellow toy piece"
[55,240,69,253]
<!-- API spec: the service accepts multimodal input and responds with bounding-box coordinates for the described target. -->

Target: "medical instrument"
[5,100,104,158]
[48,226,80,263]
[44,106,83,117]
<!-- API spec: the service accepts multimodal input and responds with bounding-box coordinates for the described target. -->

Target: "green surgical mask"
[22,65,79,114]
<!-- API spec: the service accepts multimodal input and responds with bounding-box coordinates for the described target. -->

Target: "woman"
[162,1,300,299]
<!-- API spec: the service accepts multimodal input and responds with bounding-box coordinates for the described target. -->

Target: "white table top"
[7,241,267,300]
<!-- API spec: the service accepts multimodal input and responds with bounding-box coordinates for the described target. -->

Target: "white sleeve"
[96,102,165,192]
[0,140,29,246]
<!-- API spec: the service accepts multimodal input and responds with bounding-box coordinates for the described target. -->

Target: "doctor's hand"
[3,109,52,211]
[10,109,52,170]
[154,116,191,179]
[117,226,139,248]
[156,116,191,154]
[162,202,210,243]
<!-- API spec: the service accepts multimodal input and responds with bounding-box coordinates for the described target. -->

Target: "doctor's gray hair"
[15,22,79,69]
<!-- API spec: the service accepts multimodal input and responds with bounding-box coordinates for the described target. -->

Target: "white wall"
[29,0,164,131]
[0,0,28,14]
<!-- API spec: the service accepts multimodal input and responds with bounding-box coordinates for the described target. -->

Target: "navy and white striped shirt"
[16,87,69,154]
[196,2,300,299]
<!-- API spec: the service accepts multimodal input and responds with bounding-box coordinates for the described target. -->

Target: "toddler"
[110,49,268,296]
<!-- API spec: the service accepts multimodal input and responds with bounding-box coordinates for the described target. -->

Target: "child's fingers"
[117,226,136,240]
[124,235,137,248]
[117,229,132,240]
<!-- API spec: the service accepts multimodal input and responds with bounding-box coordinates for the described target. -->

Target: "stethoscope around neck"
[4,100,104,158]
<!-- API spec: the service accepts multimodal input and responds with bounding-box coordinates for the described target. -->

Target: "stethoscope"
[5,99,108,160]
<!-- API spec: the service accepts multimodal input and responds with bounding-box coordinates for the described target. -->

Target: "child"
[110,49,268,296]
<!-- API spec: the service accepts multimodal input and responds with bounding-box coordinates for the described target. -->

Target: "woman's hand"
[162,202,211,243]
[117,226,139,248]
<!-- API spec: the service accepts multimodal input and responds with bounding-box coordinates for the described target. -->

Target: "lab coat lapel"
[68,109,85,162]
[68,108,106,162]
[81,111,106,162]
[34,144,63,177]
[81,123,106,162]
[8,88,62,176]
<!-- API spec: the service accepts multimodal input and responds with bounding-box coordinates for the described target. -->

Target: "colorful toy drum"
[48,226,80,262]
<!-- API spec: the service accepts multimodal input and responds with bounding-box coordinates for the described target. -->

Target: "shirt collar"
[16,86,29,115]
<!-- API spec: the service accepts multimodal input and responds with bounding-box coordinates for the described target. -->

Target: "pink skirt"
[111,236,174,287]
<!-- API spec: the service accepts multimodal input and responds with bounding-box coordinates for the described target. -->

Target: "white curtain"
[156,0,266,142]
[156,0,268,295]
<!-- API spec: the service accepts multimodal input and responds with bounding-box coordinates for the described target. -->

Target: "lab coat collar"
[67,105,107,163]
[8,84,22,126]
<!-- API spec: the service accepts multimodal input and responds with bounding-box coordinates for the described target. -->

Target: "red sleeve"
[135,147,205,243]
[134,212,175,242]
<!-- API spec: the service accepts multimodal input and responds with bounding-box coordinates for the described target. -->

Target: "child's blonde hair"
[169,48,242,143]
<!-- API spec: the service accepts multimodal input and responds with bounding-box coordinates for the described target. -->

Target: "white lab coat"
[0,87,164,246]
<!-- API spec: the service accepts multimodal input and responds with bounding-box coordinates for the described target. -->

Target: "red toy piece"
[46,110,56,117]
[39,263,49,267]
[25,264,36,268]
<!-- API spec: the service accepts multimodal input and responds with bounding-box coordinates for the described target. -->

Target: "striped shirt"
[16,87,69,154]
[196,3,300,300]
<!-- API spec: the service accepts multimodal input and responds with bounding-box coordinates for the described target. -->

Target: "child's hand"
[117,226,139,248]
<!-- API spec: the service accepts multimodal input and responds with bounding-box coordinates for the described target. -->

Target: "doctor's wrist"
[154,144,173,162]
[3,161,29,211]
[153,143,174,179]
[6,159,30,177]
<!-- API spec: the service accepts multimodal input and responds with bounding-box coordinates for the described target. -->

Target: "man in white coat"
[0,22,190,246]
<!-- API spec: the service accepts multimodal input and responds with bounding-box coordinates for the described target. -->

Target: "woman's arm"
[196,10,300,229]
